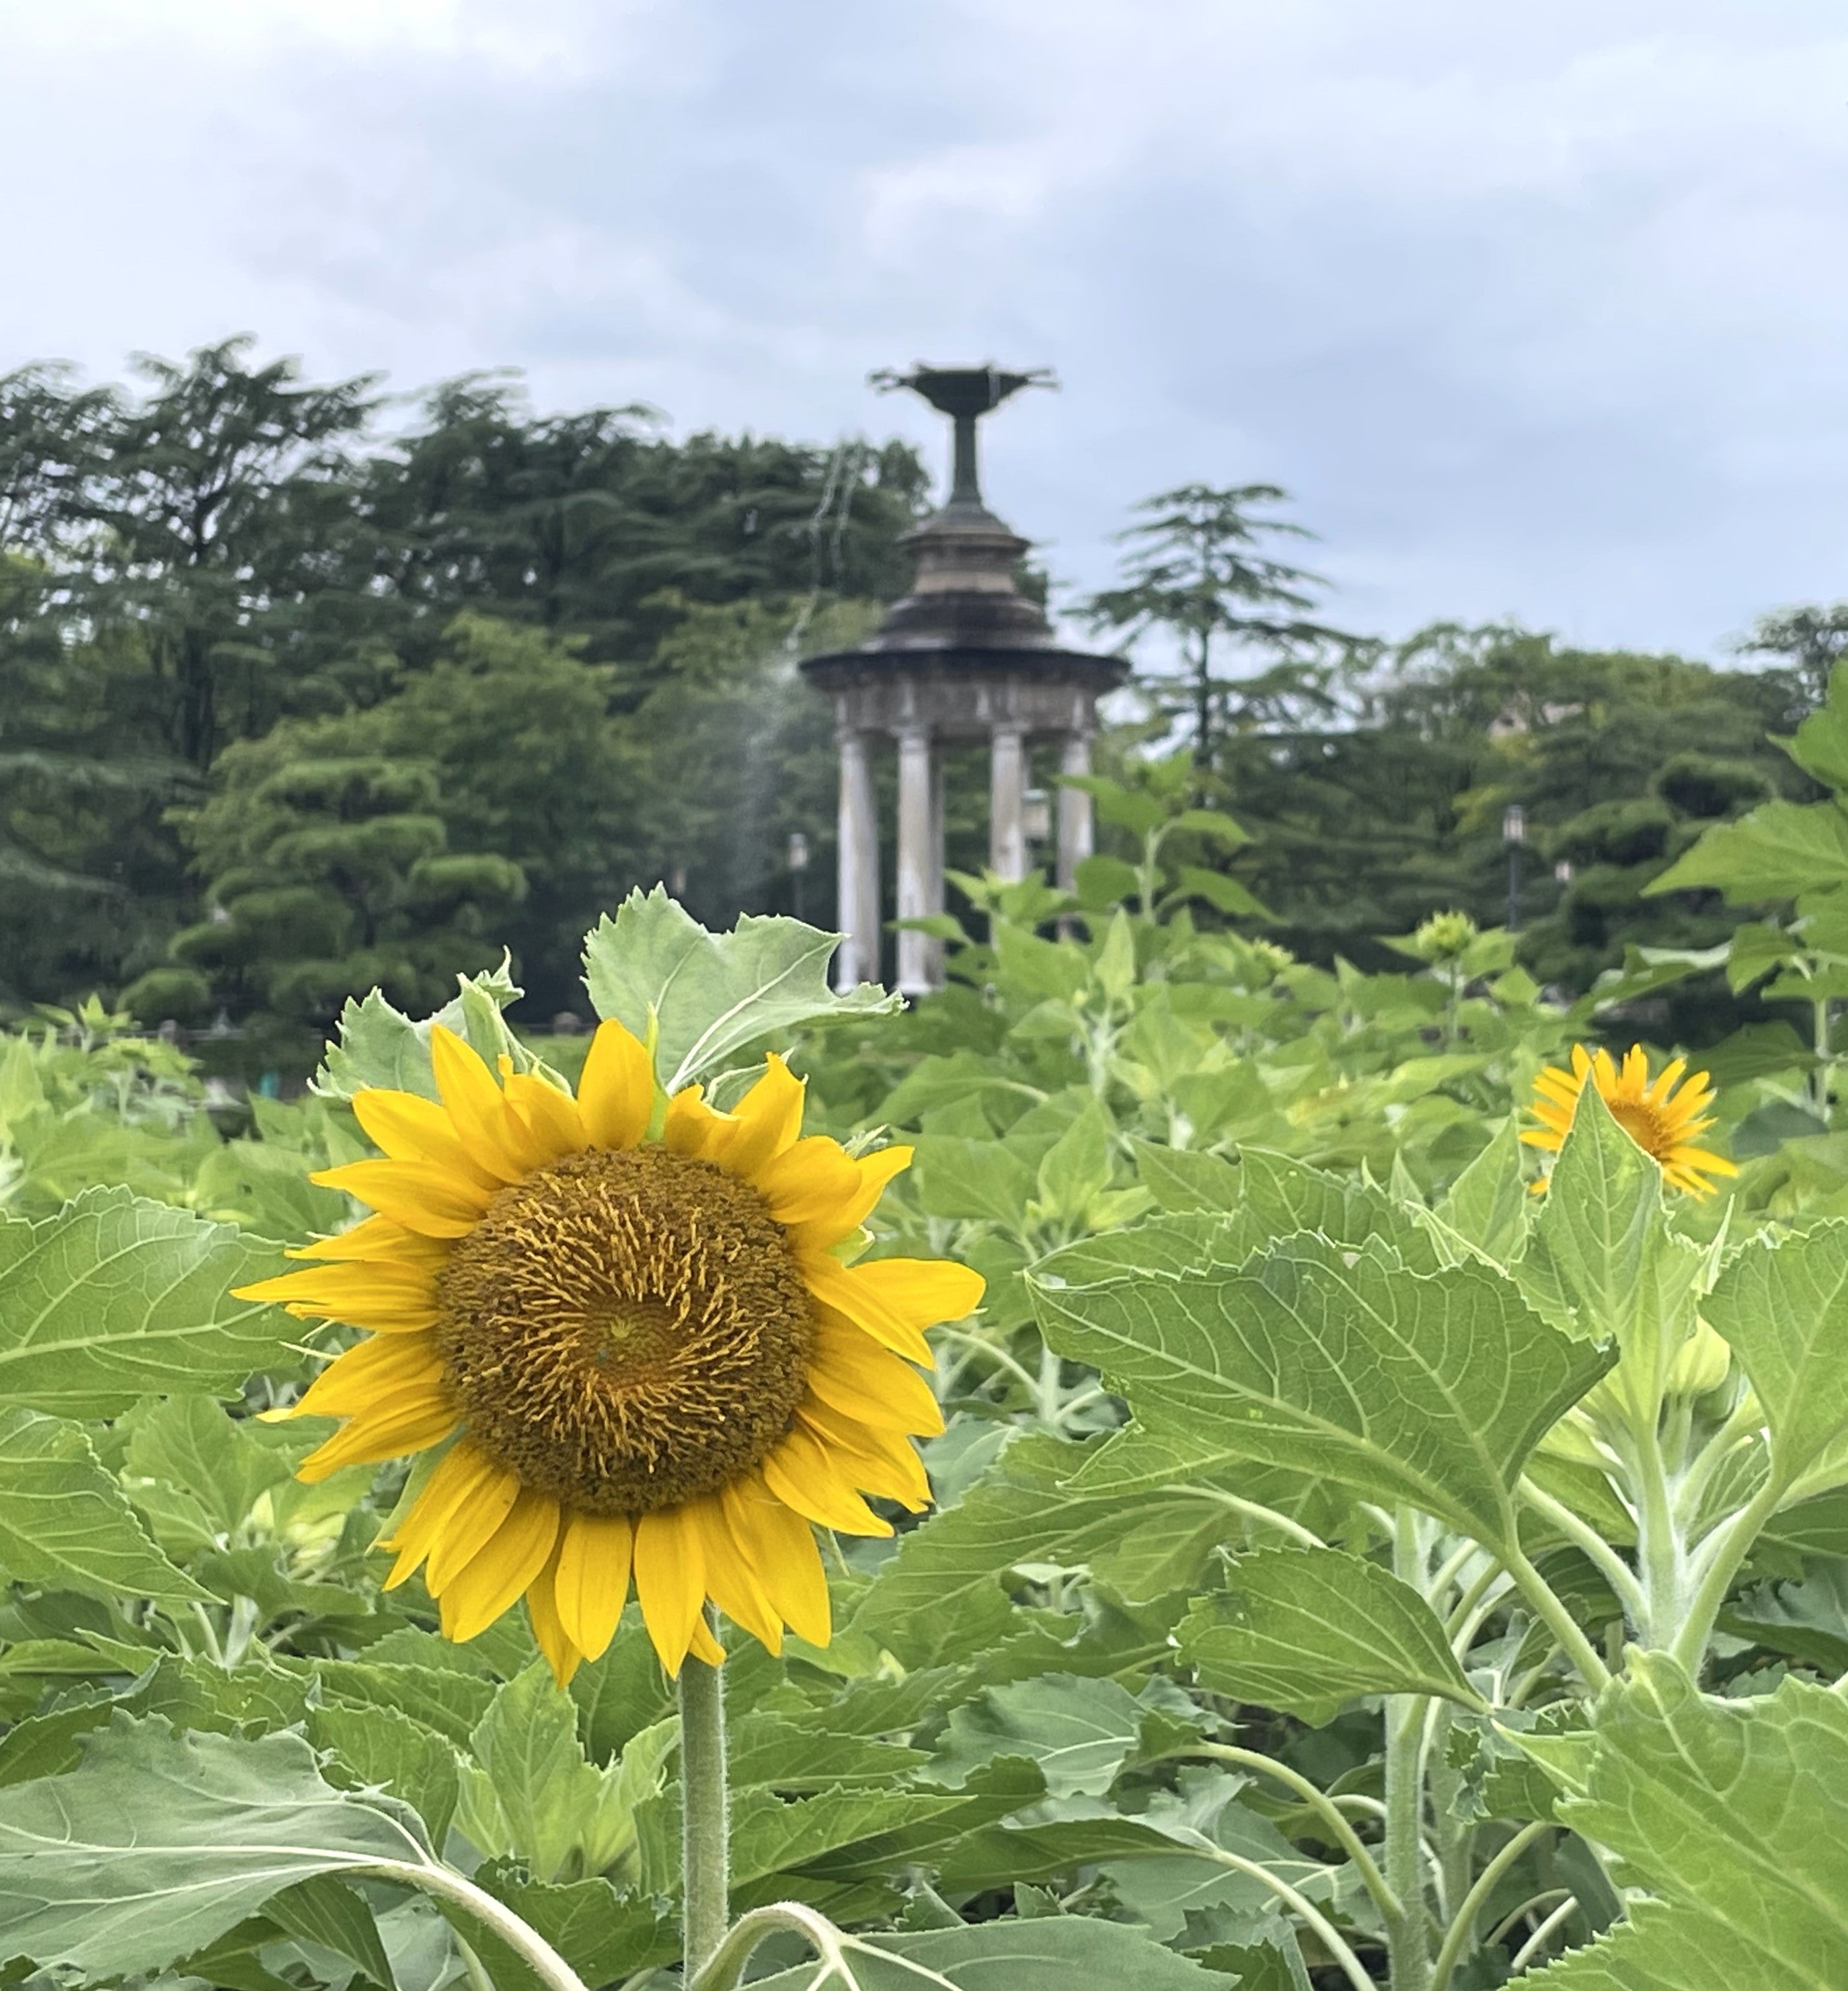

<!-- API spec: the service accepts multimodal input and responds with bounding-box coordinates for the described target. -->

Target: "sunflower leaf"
[744,1918,1231,1990]
[0,1408,213,1609]
[0,1715,430,1980]
[0,1188,287,1417]
[1030,1231,1612,1551]
[1528,1655,1848,1988]
[581,888,898,1095]
[1704,1217,1848,1499]
[1178,1547,1487,1721]
[313,955,535,1101]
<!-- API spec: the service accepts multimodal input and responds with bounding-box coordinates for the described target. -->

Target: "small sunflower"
[1521,1042,1738,1198]
[237,1023,982,1682]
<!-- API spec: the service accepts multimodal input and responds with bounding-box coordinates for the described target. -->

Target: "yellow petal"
[785,1146,913,1253]
[234,1260,441,1333]
[577,1019,654,1151]
[798,1398,930,1509]
[553,1510,634,1661]
[430,1025,529,1183]
[761,1425,890,1535]
[689,1495,783,1653]
[295,1395,460,1482]
[753,1136,863,1226]
[803,1256,984,1363]
[502,1068,587,1167]
[439,1487,560,1642]
[288,1216,452,1269]
[633,1506,707,1676]
[688,1614,726,1666]
[806,1318,944,1434]
[1647,1056,1688,1104]
[352,1089,500,1189]
[662,1085,732,1160]
[714,1054,806,1181]
[311,1159,494,1239]
[527,1541,583,1688]
[721,1475,829,1646]
[420,1452,526,1592]
[381,1440,514,1589]
[290,1332,445,1419]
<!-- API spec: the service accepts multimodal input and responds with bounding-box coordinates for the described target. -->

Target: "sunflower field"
[2,686,1848,1991]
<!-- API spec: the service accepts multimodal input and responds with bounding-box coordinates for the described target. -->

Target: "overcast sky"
[6,0,1847,656]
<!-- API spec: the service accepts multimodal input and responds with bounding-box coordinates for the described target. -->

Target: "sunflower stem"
[679,1610,730,1980]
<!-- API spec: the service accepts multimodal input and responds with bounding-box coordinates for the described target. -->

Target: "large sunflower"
[237,1023,983,1682]
[1521,1042,1738,1198]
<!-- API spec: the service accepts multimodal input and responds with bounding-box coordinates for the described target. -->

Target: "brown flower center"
[1605,1095,1674,1163]
[435,1147,813,1514]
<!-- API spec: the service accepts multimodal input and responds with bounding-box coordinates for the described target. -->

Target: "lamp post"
[787,831,810,923]
[1502,805,1527,933]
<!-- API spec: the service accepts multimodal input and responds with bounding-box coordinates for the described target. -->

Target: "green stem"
[1516,1478,1646,1626]
[1498,1540,1612,1692]
[1631,1415,1687,1648]
[1670,1475,1785,1672]
[1386,1512,1432,1991]
[1174,1485,1328,1550]
[679,1614,730,1980]
[360,1861,588,1991]
[693,1902,849,1991]
[1190,1744,1400,1920]
[1671,1395,1763,1533]
[1509,1895,1581,1974]
[1193,1848,1377,1991]
[1426,1822,1549,1991]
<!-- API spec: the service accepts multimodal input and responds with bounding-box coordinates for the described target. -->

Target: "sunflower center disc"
[435,1146,814,1514]
[1607,1097,1670,1161]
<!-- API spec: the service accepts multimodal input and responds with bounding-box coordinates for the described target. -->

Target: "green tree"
[138,728,523,1066]
[1736,602,1848,705]
[1083,482,1354,774]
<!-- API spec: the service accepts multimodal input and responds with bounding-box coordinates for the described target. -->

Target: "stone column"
[895,723,939,997]
[989,724,1028,882]
[834,729,881,990]
[1056,730,1094,891]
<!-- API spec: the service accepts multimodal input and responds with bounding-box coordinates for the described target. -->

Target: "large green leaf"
[1530,1655,1848,1988]
[314,957,529,1101]
[121,1393,294,1538]
[1648,797,1848,906]
[0,1716,430,1979]
[0,1189,286,1417]
[582,888,896,1093]
[744,1916,1230,1990]
[928,1674,1145,1797]
[1703,1218,1848,1497]
[1031,1232,1611,1547]
[0,1408,210,1608]
[1179,1548,1485,1721]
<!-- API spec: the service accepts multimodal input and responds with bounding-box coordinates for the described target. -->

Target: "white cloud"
[3,0,1848,651]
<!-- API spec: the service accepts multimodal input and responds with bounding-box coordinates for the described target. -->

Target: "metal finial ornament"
[868,362,1057,508]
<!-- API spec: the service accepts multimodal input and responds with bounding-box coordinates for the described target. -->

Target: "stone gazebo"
[802,364,1127,994]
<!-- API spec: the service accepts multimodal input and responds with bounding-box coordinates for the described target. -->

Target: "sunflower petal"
[553,1510,634,1661]
[352,1089,499,1188]
[716,1055,806,1180]
[578,1019,655,1151]
[689,1495,783,1653]
[502,1068,587,1167]
[527,1541,583,1687]
[430,1026,529,1182]
[311,1160,494,1239]
[761,1424,891,1534]
[295,1395,460,1482]
[722,1475,829,1646]
[382,1441,514,1589]
[798,1397,931,1509]
[288,1332,445,1418]
[803,1256,985,1363]
[287,1216,452,1268]
[807,1319,944,1434]
[785,1146,914,1253]
[423,1458,526,1591]
[235,1260,441,1333]
[633,1506,707,1675]
[662,1085,733,1160]
[753,1136,863,1227]
[439,1488,560,1642]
